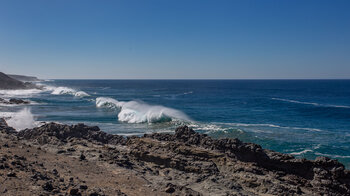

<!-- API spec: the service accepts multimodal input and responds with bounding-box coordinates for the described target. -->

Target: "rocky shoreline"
[0,119,349,195]
[0,72,40,90]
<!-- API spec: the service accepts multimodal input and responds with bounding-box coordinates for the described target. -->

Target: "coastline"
[1,119,349,195]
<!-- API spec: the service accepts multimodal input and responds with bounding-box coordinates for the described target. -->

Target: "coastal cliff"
[8,74,41,82]
[0,72,38,89]
[0,119,349,195]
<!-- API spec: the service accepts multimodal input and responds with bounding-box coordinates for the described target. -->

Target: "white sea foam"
[0,112,15,119]
[189,123,229,133]
[219,122,322,132]
[5,108,38,131]
[50,87,90,97]
[272,98,350,109]
[290,149,313,155]
[314,153,350,159]
[0,89,44,97]
[184,91,193,94]
[96,97,190,123]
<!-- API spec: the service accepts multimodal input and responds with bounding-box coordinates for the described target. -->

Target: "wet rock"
[9,98,30,104]
[0,98,30,105]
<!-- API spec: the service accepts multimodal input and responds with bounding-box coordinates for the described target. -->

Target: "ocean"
[1,79,350,168]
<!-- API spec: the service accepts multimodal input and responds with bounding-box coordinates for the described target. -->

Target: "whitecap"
[272,98,350,109]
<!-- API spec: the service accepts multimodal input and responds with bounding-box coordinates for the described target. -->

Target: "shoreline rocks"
[0,98,30,105]
[1,120,349,195]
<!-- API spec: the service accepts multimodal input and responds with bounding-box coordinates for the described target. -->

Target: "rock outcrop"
[0,72,39,89]
[1,121,349,195]
[18,123,126,145]
[0,98,30,105]
[8,74,41,82]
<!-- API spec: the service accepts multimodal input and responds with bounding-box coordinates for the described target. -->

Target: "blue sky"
[0,0,349,79]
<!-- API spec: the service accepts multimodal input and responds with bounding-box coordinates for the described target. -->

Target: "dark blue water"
[1,80,350,167]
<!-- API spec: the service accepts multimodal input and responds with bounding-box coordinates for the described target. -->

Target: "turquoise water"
[1,80,350,167]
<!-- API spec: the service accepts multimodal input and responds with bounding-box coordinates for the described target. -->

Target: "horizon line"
[46,78,350,80]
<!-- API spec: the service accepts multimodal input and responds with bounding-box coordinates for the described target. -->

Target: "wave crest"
[50,87,90,97]
[96,97,190,123]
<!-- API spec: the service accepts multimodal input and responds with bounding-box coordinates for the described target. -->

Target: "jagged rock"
[17,123,126,145]
[2,123,349,195]
[0,72,40,90]
[145,126,350,195]
[8,98,30,104]
[0,118,16,134]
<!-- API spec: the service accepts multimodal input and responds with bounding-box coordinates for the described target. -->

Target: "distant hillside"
[8,74,41,82]
[0,72,30,89]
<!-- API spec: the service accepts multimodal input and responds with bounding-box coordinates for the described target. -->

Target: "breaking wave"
[96,97,190,123]
[50,87,90,97]
[4,108,38,131]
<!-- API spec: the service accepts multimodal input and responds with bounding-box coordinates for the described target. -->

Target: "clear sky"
[0,0,349,79]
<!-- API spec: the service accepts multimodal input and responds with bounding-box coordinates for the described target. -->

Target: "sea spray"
[95,97,190,123]
[6,108,37,130]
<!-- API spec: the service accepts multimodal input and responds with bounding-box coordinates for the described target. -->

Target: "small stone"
[68,188,81,195]
[165,187,175,193]
[52,169,58,175]
[69,188,81,195]
[7,172,16,177]
[42,182,54,191]
[80,154,86,161]
[67,148,76,152]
